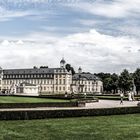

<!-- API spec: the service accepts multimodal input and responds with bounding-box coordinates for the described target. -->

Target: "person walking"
[120,92,124,104]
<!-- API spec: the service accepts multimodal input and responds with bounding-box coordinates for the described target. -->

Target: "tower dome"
[60,58,66,68]
[78,67,82,73]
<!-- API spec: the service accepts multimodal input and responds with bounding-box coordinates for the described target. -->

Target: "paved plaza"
[0,100,139,111]
[86,100,139,108]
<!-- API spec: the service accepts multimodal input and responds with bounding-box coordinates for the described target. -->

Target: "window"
[63,79,65,84]
[59,79,61,84]
[59,87,61,91]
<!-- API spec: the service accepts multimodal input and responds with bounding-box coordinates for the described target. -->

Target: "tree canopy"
[133,68,140,94]
[65,64,75,75]
[118,69,133,93]
[95,68,140,94]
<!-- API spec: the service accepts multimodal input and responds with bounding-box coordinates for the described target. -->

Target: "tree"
[65,64,75,75]
[33,66,38,69]
[111,73,119,94]
[103,77,113,93]
[101,74,118,94]
[118,69,133,93]
[133,68,140,94]
[94,73,111,81]
[70,67,75,75]
[65,64,71,72]
[40,66,48,68]
[94,73,114,93]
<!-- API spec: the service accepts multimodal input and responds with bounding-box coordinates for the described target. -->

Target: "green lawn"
[0,96,70,103]
[0,114,139,140]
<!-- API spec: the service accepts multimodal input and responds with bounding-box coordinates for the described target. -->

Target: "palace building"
[71,67,103,93]
[0,59,103,95]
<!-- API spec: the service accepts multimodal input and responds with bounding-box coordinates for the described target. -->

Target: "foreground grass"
[0,114,140,140]
[0,96,70,103]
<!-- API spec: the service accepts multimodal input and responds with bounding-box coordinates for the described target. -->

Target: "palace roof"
[2,68,68,75]
[72,73,100,81]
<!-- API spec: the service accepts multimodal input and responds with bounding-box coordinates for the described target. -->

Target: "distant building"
[71,67,103,94]
[16,82,39,96]
[0,67,3,92]
[0,59,103,95]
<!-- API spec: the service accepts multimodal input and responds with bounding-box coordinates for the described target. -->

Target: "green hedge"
[0,106,139,120]
[0,102,78,108]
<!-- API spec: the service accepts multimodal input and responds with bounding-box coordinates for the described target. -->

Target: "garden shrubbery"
[0,106,139,120]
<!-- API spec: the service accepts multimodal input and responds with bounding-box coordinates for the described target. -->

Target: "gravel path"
[0,100,139,111]
[86,100,139,108]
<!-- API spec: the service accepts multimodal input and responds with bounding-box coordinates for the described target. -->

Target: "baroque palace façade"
[0,58,103,94]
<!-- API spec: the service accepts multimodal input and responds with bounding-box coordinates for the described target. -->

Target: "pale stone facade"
[71,67,103,94]
[0,59,103,95]
[16,82,39,96]
[0,68,3,91]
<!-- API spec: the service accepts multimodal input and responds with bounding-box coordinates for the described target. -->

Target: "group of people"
[120,91,135,104]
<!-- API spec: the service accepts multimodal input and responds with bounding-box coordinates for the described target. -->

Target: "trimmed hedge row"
[0,100,98,108]
[0,102,78,108]
[0,106,139,120]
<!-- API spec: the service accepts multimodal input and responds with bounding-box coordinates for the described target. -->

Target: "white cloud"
[1,40,10,46]
[65,0,140,18]
[0,7,35,21]
[0,1,49,21]
[16,40,24,45]
[0,29,139,74]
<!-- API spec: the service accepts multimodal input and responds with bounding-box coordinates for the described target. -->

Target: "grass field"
[0,96,70,103]
[0,114,139,140]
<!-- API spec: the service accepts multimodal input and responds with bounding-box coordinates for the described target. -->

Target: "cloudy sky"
[0,0,140,73]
